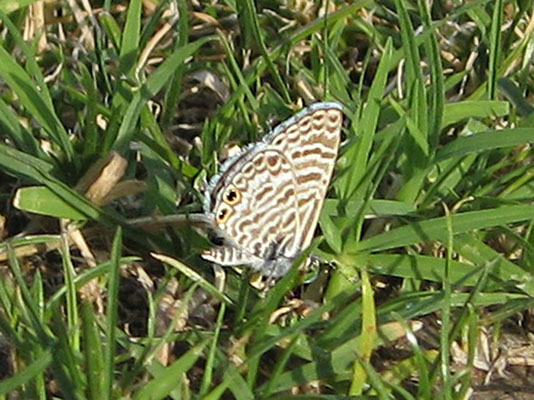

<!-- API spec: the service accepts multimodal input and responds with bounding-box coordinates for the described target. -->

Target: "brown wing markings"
[290,108,342,250]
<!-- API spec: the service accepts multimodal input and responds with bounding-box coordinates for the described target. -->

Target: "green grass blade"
[418,0,444,149]
[241,0,290,103]
[0,95,42,157]
[339,38,393,201]
[153,253,233,305]
[118,0,141,76]
[352,204,534,253]
[61,235,80,352]
[103,227,123,398]
[351,254,483,287]
[81,301,105,400]
[13,186,90,220]
[0,30,73,162]
[132,339,210,400]
[349,269,376,395]
[442,100,509,127]
[113,37,214,151]
[435,128,534,162]
[487,0,503,99]
[439,207,453,399]
[0,351,52,396]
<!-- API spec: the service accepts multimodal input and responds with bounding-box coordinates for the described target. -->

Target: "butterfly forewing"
[202,102,343,277]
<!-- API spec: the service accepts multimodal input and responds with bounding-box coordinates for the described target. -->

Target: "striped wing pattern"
[202,102,343,277]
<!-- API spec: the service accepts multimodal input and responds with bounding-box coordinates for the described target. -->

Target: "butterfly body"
[202,102,343,277]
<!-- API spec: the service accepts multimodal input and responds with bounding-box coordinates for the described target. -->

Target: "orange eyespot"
[224,186,241,205]
[216,205,232,224]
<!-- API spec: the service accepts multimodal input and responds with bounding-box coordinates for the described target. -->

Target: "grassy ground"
[1,0,534,398]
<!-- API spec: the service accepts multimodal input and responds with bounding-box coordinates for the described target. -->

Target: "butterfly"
[202,102,343,277]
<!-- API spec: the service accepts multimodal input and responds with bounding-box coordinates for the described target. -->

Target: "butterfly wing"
[202,102,343,277]
[265,102,343,252]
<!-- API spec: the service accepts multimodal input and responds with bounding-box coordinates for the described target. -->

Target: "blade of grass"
[439,205,453,400]
[242,0,290,103]
[14,186,90,220]
[103,227,123,398]
[435,128,534,163]
[339,38,393,202]
[49,311,86,397]
[61,234,80,352]
[418,0,444,150]
[78,63,100,158]
[0,351,52,396]
[0,32,73,162]
[132,339,210,400]
[161,0,190,127]
[260,333,300,398]
[152,253,233,305]
[394,0,430,204]
[118,0,141,77]
[350,204,534,253]
[199,302,226,397]
[81,301,105,400]
[0,95,42,157]
[113,36,214,151]
[442,100,509,127]
[349,269,376,395]
[487,0,503,99]
[6,243,50,342]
